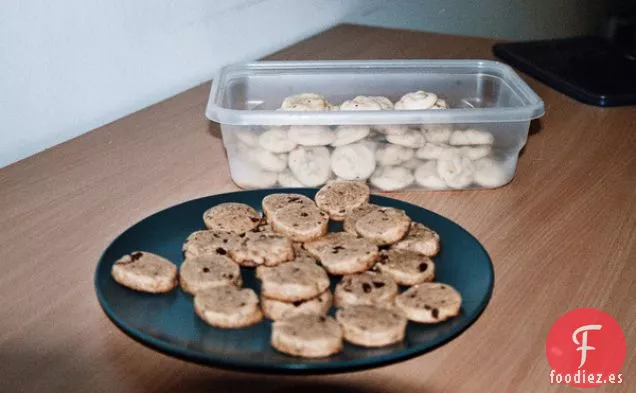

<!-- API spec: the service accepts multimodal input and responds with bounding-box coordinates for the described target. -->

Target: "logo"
[572,324,602,368]
[546,308,626,388]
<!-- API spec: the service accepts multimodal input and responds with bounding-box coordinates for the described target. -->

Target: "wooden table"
[1,24,634,393]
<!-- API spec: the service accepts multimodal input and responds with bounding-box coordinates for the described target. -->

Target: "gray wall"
[348,0,609,40]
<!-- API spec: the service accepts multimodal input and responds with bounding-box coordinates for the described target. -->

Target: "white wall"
[0,0,379,167]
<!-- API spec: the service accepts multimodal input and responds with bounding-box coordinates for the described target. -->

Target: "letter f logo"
[572,325,602,368]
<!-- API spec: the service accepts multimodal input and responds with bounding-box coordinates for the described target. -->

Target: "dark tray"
[493,36,636,107]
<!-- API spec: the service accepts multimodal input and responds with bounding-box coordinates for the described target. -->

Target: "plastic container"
[205,59,544,191]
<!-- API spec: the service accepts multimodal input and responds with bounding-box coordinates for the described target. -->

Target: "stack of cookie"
[227,91,510,191]
[110,180,463,358]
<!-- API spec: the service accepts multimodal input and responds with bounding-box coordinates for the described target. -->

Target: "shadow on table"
[208,122,222,140]
[160,376,379,393]
[0,348,413,393]
[151,373,424,393]
[0,348,92,392]
[529,119,543,136]
[519,119,543,157]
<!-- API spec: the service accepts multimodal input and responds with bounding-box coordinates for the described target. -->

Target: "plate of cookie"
[94,181,494,374]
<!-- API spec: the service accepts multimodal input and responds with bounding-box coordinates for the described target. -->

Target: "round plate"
[94,188,494,374]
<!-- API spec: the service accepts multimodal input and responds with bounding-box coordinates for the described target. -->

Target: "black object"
[493,36,636,107]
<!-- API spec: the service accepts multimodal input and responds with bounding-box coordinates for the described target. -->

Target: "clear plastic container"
[205,60,544,191]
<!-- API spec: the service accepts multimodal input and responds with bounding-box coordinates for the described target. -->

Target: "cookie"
[394,90,438,110]
[288,146,332,186]
[375,144,414,166]
[304,232,379,275]
[437,156,475,189]
[271,314,343,358]
[395,283,462,323]
[229,231,294,267]
[259,127,297,153]
[386,130,427,148]
[367,96,394,109]
[330,143,376,181]
[179,255,242,295]
[261,193,315,219]
[373,249,435,286]
[333,271,398,308]
[234,129,259,147]
[339,95,393,110]
[342,204,381,235]
[292,242,319,264]
[249,220,276,234]
[261,290,332,321]
[415,143,459,160]
[460,145,492,160]
[269,204,329,242]
[239,144,287,172]
[254,149,288,172]
[182,230,240,260]
[335,305,407,347]
[421,125,452,143]
[354,207,411,245]
[374,124,409,136]
[288,125,337,146]
[473,157,509,187]
[401,157,423,170]
[202,203,261,234]
[229,159,278,189]
[414,160,447,189]
[277,169,304,187]
[315,180,370,221]
[369,166,414,191]
[393,222,440,256]
[448,129,494,145]
[359,137,381,153]
[256,260,330,302]
[111,251,177,293]
[331,125,371,147]
[194,286,263,328]
[431,98,449,109]
[280,93,332,111]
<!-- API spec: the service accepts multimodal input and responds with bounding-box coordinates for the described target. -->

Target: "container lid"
[206,59,545,125]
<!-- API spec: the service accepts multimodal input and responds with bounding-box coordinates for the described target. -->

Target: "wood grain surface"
[1,24,634,393]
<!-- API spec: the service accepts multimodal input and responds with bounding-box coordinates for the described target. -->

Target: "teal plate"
[94,188,494,374]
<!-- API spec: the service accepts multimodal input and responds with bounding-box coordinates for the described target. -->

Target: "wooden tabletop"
[1,24,634,393]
